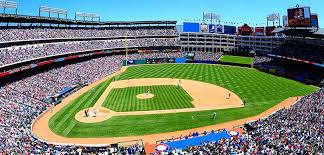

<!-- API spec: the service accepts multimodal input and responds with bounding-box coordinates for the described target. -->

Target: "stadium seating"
[0,16,322,155]
[0,28,178,42]
[273,39,324,64]
[0,52,183,154]
[0,38,179,66]
[154,88,323,154]
[253,56,324,85]
[0,48,227,153]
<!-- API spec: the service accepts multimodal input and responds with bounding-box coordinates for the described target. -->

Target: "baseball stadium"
[0,0,323,154]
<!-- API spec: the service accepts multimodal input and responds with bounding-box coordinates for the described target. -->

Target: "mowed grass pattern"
[49,78,113,137]
[102,85,193,112]
[49,64,317,137]
[219,55,254,65]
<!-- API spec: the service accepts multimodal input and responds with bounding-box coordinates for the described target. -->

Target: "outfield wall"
[216,61,252,68]
[122,58,217,66]
[254,64,321,84]
[123,58,255,67]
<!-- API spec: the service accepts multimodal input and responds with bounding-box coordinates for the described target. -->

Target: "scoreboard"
[288,7,311,27]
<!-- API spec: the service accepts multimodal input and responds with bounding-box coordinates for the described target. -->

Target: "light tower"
[267,13,281,27]
[39,6,67,19]
[75,12,100,22]
[0,0,18,14]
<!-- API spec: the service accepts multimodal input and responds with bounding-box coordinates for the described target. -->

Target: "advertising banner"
[0,71,9,78]
[238,24,253,36]
[283,16,289,26]
[94,51,104,55]
[194,60,217,64]
[104,50,112,53]
[55,58,65,62]
[127,60,136,65]
[146,58,175,64]
[65,55,79,60]
[216,24,223,33]
[30,64,37,68]
[183,22,200,32]
[135,59,146,64]
[175,58,186,63]
[122,60,132,66]
[255,27,265,36]
[123,60,136,66]
[224,25,236,35]
[37,60,55,66]
[311,14,319,27]
[208,24,215,33]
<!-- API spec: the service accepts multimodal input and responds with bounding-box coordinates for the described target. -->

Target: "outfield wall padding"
[216,61,252,68]
[175,58,186,63]
[123,60,137,66]
[135,59,147,65]
[194,60,217,64]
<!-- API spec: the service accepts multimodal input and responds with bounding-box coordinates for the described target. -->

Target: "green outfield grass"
[102,85,193,112]
[49,64,317,138]
[219,55,254,65]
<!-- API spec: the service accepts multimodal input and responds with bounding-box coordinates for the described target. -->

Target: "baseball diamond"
[102,85,194,112]
[32,64,316,142]
[1,1,323,154]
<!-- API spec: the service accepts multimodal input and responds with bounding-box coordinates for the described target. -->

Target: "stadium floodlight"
[39,6,67,19]
[75,12,100,21]
[267,13,281,26]
[0,0,18,14]
[203,12,220,24]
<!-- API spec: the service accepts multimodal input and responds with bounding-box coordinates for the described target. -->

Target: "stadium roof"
[273,27,324,39]
[272,27,284,33]
[0,14,177,26]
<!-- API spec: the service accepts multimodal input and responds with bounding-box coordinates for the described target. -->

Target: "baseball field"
[219,55,255,65]
[33,64,317,144]
[103,85,194,112]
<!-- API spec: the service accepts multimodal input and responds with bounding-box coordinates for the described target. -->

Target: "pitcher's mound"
[136,93,154,99]
[75,107,112,123]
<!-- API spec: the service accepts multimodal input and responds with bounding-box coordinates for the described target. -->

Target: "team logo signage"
[155,144,169,152]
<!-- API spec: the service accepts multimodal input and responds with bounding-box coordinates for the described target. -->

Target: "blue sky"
[11,0,323,27]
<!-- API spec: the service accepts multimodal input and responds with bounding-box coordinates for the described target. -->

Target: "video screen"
[200,24,208,32]
[288,7,311,27]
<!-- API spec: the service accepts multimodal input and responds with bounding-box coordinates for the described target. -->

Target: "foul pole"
[124,37,128,66]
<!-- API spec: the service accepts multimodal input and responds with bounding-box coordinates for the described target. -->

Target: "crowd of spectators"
[154,88,323,155]
[253,56,324,85]
[0,51,190,154]
[0,43,321,154]
[0,38,179,66]
[0,56,120,154]
[273,39,324,64]
[253,56,273,65]
[119,145,145,155]
[193,52,223,61]
[0,28,178,42]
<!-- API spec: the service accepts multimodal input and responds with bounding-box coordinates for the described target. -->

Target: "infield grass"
[219,55,254,65]
[49,64,317,137]
[102,85,193,112]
